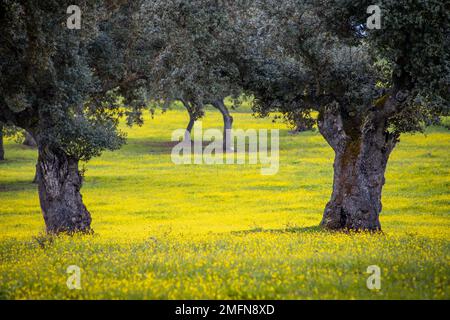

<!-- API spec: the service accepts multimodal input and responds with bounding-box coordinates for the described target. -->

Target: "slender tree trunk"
[32,163,38,184]
[182,100,196,142]
[318,107,399,231]
[36,144,92,234]
[0,123,4,161]
[23,131,38,183]
[212,99,233,151]
[23,131,37,147]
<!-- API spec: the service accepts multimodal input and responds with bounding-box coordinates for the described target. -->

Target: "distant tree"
[23,131,37,147]
[23,129,39,183]
[0,1,148,234]
[180,99,204,142]
[268,114,315,135]
[242,0,449,230]
[211,99,234,151]
[279,109,315,134]
[0,122,26,160]
[0,124,40,181]
[179,98,235,150]
[141,0,243,151]
[20,129,39,183]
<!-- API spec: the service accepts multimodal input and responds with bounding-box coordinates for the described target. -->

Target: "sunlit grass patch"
[0,109,449,299]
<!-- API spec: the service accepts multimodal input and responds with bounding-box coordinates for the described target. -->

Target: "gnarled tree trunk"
[318,107,399,231]
[212,99,233,151]
[36,145,91,234]
[0,123,4,161]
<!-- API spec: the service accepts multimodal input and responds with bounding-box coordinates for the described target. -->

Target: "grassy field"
[0,108,449,299]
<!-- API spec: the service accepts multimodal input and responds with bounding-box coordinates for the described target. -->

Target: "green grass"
[0,109,449,299]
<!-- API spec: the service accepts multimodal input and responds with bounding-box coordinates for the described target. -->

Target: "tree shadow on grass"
[125,139,179,155]
[126,138,238,156]
[231,225,325,236]
[0,180,36,193]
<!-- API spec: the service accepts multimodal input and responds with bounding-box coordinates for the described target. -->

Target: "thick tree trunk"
[212,99,233,151]
[318,107,399,231]
[0,124,4,161]
[36,145,92,234]
[23,131,37,147]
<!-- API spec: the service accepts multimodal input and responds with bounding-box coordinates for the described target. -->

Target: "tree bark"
[318,107,399,231]
[23,131,37,147]
[212,99,233,151]
[36,145,92,234]
[181,100,196,142]
[0,123,4,161]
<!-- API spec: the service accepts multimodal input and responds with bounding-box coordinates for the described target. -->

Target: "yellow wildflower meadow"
[0,108,449,299]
